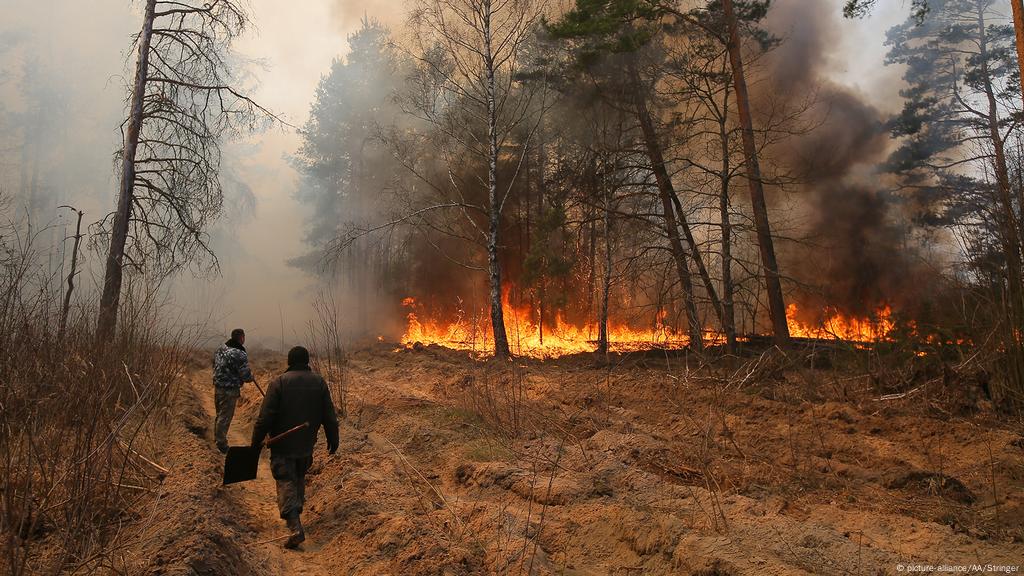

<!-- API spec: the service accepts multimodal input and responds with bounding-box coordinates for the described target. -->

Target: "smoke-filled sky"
[0,0,915,347]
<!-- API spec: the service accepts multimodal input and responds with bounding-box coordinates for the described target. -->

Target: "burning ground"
[135,344,1022,575]
[399,295,902,358]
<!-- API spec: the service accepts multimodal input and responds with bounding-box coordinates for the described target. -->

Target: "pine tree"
[885,0,1024,401]
[292,18,409,335]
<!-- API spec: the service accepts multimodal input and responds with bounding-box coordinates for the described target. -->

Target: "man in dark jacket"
[251,346,340,549]
[213,328,255,453]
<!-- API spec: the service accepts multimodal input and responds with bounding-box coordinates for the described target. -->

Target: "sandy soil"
[136,344,1024,575]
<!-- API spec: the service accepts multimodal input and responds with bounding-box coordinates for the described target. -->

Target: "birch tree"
[406,0,547,359]
[97,0,274,336]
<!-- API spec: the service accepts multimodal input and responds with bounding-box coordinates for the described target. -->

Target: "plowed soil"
[136,344,1024,575]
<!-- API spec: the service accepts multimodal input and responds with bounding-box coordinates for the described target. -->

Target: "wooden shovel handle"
[265,422,309,447]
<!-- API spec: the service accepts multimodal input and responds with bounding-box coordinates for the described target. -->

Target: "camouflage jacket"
[213,341,254,389]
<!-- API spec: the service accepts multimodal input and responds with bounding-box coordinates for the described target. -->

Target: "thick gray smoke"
[761,0,925,318]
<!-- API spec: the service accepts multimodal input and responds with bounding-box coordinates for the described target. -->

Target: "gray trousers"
[270,454,313,520]
[214,387,240,450]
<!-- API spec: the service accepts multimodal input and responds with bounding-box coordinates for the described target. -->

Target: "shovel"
[223,422,309,485]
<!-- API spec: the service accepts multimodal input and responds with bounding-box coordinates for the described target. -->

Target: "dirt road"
[135,358,337,575]
[137,345,1024,575]
[195,372,333,576]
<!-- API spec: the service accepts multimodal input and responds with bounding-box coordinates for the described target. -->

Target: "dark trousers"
[270,454,313,519]
[214,387,240,450]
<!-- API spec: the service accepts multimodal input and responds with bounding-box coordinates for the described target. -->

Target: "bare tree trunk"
[719,112,737,352]
[59,207,84,338]
[631,64,704,350]
[537,136,546,346]
[98,0,157,338]
[361,242,371,335]
[525,142,533,326]
[587,216,597,318]
[979,6,1024,302]
[670,192,726,329]
[978,5,1024,396]
[483,0,512,359]
[1011,0,1024,112]
[356,146,370,336]
[722,0,790,347]
[598,180,612,355]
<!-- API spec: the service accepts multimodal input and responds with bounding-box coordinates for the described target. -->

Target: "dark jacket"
[251,366,340,458]
[213,340,254,389]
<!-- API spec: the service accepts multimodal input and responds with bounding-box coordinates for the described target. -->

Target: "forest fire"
[399,297,897,357]
[785,304,896,342]
[399,297,687,357]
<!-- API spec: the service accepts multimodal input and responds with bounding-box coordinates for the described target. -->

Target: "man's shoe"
[216,443,228,454]
[284,515,305,549]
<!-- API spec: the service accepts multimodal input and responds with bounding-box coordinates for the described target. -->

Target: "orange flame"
[785,304,895,342]
[400,297,690,357]
[399,297,896,357]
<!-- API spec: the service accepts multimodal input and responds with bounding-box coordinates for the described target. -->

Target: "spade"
[223,422,309,485]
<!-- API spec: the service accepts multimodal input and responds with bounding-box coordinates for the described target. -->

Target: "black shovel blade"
[223,445,260,485]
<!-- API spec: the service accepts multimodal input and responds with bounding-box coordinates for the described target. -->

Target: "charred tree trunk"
[59,207,84,338]
[98,0,157,338]
[484,2,511,359]
[722,0,790,347]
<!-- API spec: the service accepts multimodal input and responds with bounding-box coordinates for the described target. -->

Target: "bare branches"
[324,202,488,261]
[97,0,275,295]
[0,203,192,573]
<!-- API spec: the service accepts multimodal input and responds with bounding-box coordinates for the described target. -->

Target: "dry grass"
[0,203,190,574]
[308,290,349,418]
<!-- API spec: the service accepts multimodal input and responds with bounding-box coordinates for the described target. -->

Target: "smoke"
[0,1,135,215]
[329,0,408,33]
[760,0,926,318]
[0,0,351,349]
[0,0,931,347]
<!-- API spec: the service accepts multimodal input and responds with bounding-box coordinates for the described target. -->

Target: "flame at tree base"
[785,304,895,342]
[400,297,690,357]
[397,297,898,358]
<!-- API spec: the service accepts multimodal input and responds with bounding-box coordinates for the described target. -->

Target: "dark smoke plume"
[760,0,925,319]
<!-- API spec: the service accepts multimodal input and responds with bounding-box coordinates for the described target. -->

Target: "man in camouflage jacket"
[213,328,254,453]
